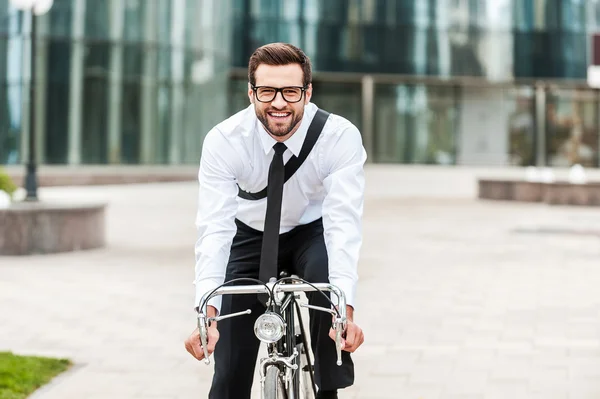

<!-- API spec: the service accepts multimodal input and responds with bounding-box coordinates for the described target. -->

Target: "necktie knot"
[273,142,287,156]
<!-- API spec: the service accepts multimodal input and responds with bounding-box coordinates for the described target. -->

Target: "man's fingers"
[207,329,219,353]
[184,337,205,361]
[207,340,216,353]
[328,327,346,350]
[350,329,364,352]
[184,328,209,361]
[344,325,357,349]
[184,340,194,356]
[192,341,206,360]
[338,322,365,353]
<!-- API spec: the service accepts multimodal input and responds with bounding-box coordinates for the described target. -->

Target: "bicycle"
[196,272,347,399]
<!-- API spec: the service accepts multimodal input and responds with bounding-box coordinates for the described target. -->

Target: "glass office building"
[2,0,600,167]
[0,0,231,165]
[231,0,600,167]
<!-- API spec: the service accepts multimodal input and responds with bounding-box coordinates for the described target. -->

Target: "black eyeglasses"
[251,85,307,103]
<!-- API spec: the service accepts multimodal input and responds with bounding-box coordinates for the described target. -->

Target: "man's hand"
[328,305,364,353]
[185,306,219,361]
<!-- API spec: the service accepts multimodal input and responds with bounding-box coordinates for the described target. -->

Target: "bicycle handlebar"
[197,281,347,366]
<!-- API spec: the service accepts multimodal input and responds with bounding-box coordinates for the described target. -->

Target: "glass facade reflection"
[374,84,457,164]
[0,0,231,165]
[233,0,594,81]
[229,0,600,167]
[3,0,600,167]
[546,88,599,167]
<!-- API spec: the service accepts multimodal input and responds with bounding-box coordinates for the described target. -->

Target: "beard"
[256,107,303,138]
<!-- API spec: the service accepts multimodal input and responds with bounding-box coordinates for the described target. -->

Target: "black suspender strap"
[237,108,330,200]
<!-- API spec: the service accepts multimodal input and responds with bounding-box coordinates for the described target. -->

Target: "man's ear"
[304,83,313,104]
[248,82,254,104]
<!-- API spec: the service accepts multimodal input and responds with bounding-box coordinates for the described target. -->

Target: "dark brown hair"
[248,42,312,87]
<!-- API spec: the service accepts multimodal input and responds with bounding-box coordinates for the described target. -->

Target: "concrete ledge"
[4,166,198,187]
[479,179,600,206]
[0,201,107,255]
[545,182,600,206]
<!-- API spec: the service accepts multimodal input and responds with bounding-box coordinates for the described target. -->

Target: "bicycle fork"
[259,349,299,396]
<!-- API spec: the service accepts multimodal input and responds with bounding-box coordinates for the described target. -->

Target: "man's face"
[248,64,312,141]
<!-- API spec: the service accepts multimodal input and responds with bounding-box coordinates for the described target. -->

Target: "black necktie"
[259,142,287,289]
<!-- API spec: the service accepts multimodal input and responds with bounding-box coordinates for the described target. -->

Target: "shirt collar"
[256,103,318,157]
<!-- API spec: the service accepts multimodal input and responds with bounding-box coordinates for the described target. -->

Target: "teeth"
[270,113,289,117]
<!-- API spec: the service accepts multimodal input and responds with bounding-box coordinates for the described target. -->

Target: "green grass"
[0,352,71,399]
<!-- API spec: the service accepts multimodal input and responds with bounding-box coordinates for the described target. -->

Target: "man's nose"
[271,91,287,108]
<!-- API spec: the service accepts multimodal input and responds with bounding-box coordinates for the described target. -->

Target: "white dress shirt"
[194,102,367,313]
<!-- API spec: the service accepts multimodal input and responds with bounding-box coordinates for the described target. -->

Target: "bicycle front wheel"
[263,365,287,399]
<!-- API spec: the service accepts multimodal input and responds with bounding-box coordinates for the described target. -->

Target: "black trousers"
[208,218,354,398]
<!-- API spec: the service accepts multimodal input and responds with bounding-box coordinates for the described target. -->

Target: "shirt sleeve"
[321,123,367,310]
[193,128,240,314]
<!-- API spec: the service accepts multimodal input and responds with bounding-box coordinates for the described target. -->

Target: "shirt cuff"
[194,280,223,315]
[328,277,356,311]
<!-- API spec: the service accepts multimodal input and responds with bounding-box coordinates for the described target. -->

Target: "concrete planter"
[478,179,600,206]
[478,180,544,202]
[544,182,600,206]
[0,202,107,255]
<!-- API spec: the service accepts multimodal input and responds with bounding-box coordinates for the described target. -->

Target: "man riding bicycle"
[184,42,366,399]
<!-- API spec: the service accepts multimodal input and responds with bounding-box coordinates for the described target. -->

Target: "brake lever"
[299,303,337,316]
[300,303,345,366]
[197,309,252,366]
[333,318,345,366]
[197,313,211,365]
[208,309,251,324]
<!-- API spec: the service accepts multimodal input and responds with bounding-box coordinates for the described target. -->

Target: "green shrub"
[0,168,18,198]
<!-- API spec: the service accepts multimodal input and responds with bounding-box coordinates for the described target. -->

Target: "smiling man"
[185,43,367,399]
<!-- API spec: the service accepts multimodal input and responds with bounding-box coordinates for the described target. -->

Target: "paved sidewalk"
[2,167,600,398]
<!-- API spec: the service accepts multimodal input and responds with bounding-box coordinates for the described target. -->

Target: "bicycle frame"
[196,278,347,398]
[262,286,315,398]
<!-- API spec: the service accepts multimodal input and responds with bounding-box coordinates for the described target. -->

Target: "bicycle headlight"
[254,312,285,343]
